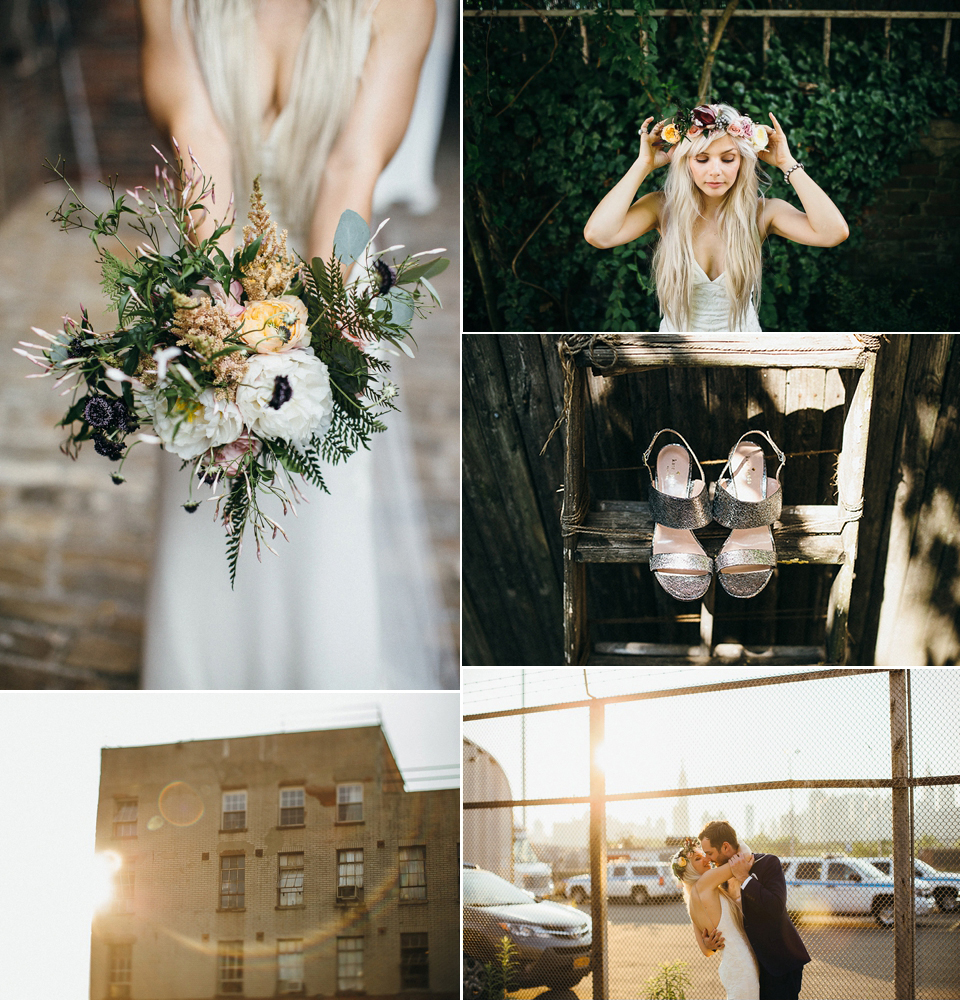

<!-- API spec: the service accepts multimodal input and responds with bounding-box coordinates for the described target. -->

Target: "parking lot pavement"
[511,900,960,1000]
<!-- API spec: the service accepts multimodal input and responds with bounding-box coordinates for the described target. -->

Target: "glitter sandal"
[713,430,786,599]
[643,429,714,601]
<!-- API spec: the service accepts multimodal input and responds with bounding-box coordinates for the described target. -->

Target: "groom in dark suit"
[698,820,810,1000]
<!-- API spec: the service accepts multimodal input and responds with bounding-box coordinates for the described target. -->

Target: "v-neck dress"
[658,261,762,332]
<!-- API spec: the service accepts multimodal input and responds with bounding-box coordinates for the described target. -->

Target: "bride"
[672,838,760,1000]
[136,0,452,688]
[583,103,849,331]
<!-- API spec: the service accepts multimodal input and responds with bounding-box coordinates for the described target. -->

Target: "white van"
[780,856,936,927]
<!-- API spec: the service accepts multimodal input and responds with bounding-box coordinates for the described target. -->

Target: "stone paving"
[0,140,460,688]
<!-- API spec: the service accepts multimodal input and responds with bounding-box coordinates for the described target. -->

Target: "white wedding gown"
[658,261,762,332]
[716,894,760,1000]
[141,0,454,690]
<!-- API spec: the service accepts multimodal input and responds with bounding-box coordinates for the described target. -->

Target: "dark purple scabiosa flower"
[92,432,125,461]
[182,501,201,513]
[84,395,116,428]
[269,375,293,410]
[372,257,397,296]
[111,474,125,485]
[111,398,138,432]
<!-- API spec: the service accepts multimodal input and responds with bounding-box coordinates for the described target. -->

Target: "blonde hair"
[653,104,764,331]
[174,0,375,238]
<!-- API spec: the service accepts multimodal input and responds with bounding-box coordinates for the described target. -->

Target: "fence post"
[889,669,915,1000]
[589,699,610,1000]
[823,16,832,69]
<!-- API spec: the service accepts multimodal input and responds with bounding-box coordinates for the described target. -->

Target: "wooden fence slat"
[823,16,832,68]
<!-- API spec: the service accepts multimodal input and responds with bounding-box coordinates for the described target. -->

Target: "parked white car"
[861,857,960,913]
[780,856,936,927]
[564,861,680,905]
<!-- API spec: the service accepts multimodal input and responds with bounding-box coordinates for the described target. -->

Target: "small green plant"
[483,935,520,999]
[643,960,692,1000]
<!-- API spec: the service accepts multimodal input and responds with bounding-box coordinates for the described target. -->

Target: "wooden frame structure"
[561,335,880,666]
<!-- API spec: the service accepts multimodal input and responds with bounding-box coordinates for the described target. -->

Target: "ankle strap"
[718,430,786,486]
[642,428,706,487]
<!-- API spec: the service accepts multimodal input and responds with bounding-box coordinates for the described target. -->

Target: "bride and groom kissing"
[673,821,810,1000]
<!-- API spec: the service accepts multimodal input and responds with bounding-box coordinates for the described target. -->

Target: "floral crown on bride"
[670,837,699,880]
[662,104,769,151]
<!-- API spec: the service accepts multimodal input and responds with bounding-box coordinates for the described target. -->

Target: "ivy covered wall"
[464,1,960,332]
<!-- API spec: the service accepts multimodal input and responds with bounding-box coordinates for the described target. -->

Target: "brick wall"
[91,727,459,999]
[846,119,960,288]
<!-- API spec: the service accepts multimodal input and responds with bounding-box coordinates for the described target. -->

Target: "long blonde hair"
[653,104,764,331]
[174,0,375,237]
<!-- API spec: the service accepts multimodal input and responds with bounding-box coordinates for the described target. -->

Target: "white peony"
[151,389,244,460]
[235,349,333,447]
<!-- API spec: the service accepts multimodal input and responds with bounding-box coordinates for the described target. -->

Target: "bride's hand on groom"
[730,851,754,881]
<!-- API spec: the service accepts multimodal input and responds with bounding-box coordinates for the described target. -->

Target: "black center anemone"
[269,375,293,410]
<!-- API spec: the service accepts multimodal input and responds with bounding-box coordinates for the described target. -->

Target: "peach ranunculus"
[237,296,310,354]
[687,125,703,139]
[661,123,681,145]
[726,120,745,138]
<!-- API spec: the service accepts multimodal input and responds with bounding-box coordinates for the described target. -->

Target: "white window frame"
[217,940,243,995]
[113,799,138,839]
[279,787,305,826]
[336,783,363,823]
[221,791,247,831]
[277,939,304,993]
[336,937,363,993]
[220,855,245,910]
[109,942,132,998]
[337,848,363,901]
[114,863,135,914]
[399,845,427,901]
[278,853,304,907]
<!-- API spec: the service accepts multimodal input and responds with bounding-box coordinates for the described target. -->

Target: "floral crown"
[662,104,769,152]
[670,837,698,880]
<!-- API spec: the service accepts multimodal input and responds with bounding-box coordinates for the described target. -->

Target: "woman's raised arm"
[583,116,671,248]
[759,113,849,247]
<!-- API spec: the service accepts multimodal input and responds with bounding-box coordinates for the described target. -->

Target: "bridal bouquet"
[16,147,447,584]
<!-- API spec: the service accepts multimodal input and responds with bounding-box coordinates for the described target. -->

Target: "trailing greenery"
[465,0,960,331]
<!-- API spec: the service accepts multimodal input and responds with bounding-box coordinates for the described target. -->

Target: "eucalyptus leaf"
[333,210,370,266]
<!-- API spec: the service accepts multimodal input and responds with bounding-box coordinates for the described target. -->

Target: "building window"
[400,933,429,990]
[337,849,363,901]
[279,787,304,826]
[108,942,132,998]
[278,853,304,906]
[113,800,138,839]
[336,937,363,994]
[115,864,135,914]
[277,939,304,993]
[337,783,363,823]
[399,846,426,901]
[220,855,245,909]
[222,791,246,830]
[218,941,243,995]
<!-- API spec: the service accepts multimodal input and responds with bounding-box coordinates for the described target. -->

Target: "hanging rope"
[540,334,620,457]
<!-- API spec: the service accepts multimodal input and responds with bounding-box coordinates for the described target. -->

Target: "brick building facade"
[90,727,458,999]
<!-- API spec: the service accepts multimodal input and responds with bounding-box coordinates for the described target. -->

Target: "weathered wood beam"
[573,502,844,565]
[591,642,825,665]
[570,335,872,373]
[563,364,589,665]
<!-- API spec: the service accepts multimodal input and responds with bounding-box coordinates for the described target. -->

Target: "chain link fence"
[463,669,960,1000]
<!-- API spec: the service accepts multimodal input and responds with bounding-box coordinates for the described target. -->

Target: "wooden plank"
[826,352,877,663]
[848,336,911,663]
[873,336,954,665]
[590,643,825,665]
[573,503,845,564]
[563,364,589,664]
[572,335,871,373]
[463,336,562,664]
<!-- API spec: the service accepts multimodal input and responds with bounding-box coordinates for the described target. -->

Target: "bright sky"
[463,667,960,842]
[0,690,459,1000]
